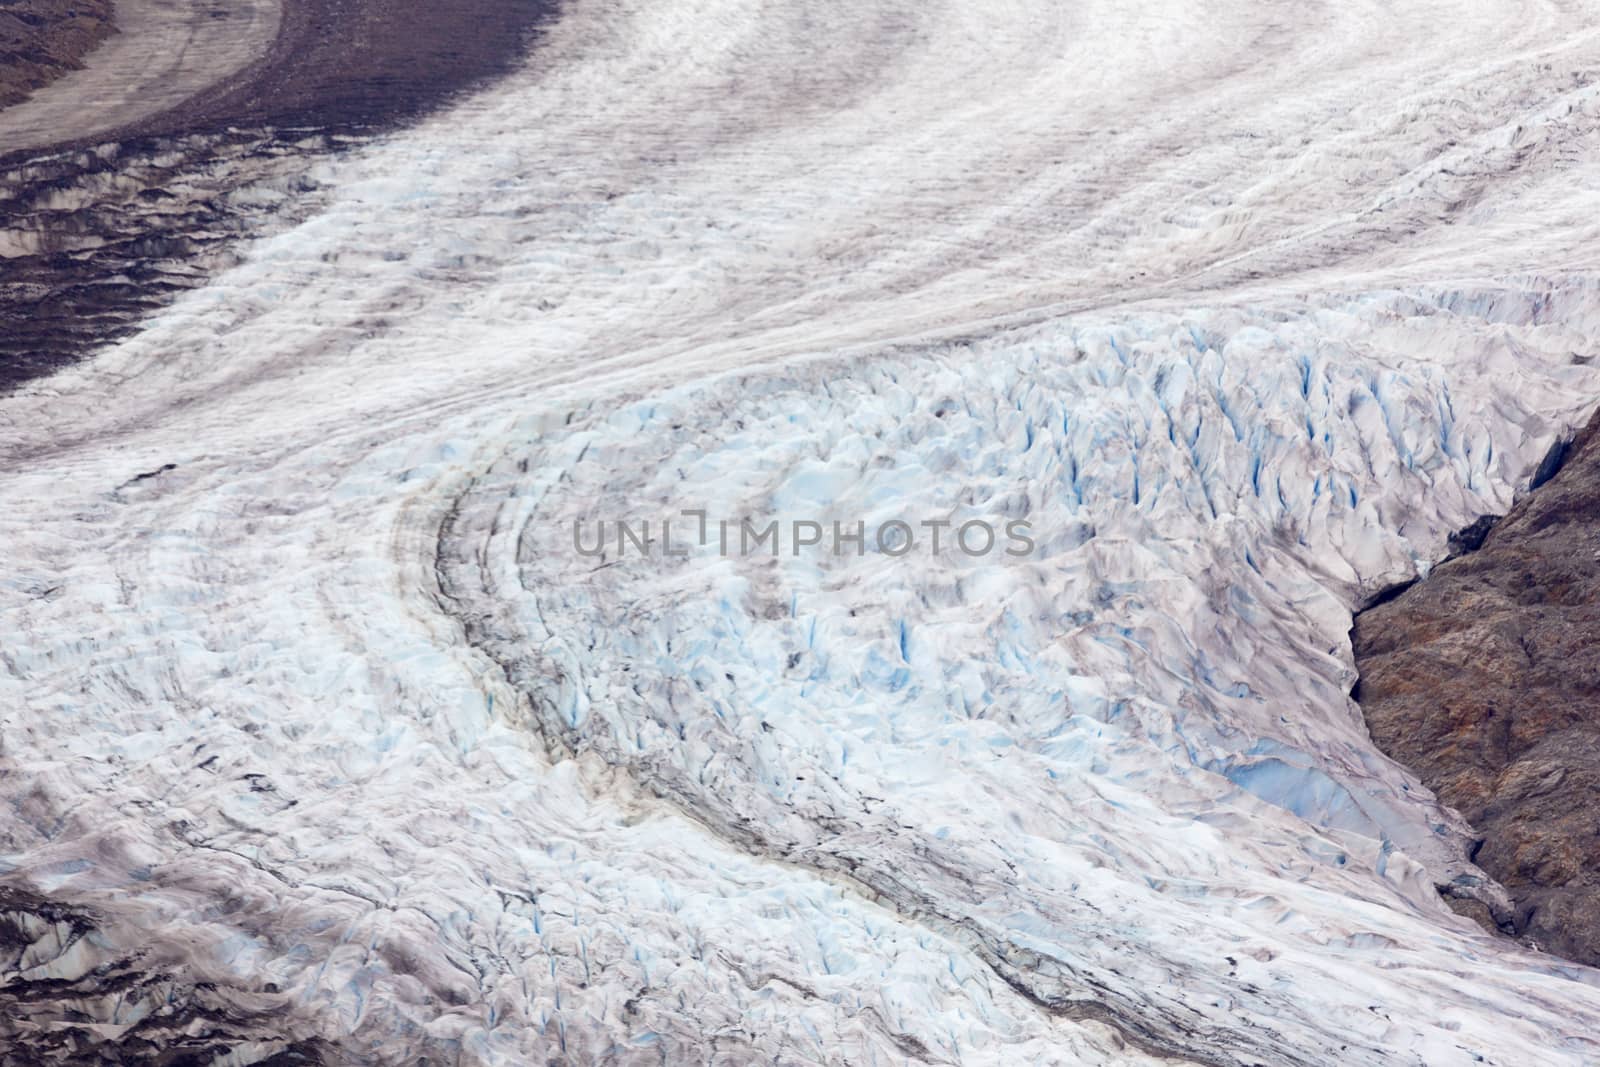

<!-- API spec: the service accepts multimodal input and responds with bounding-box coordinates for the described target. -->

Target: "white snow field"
[6,0,1600,1063]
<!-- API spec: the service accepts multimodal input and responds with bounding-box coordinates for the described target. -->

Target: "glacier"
[6,0,1600,1063]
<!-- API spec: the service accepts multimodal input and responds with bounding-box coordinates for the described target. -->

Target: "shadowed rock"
[1354,406,1600,964]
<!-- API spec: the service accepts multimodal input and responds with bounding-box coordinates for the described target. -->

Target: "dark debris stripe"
[0,0,560,395]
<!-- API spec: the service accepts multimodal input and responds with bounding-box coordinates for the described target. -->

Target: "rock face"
[0,0,116,111]
[1354,407,1600,965]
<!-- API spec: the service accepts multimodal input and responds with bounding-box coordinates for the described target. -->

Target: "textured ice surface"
[7,0,1600,1063]
[440,291,1600,1064]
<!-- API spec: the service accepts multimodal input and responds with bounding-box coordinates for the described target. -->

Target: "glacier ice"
[7,0,1600,1062]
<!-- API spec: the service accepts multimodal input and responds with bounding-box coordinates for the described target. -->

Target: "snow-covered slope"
[6,1,1600,1063]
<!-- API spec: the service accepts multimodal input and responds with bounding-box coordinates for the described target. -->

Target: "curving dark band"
[0,0,559,393]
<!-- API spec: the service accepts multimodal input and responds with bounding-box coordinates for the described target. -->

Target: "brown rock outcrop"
[1354,407,1600,964]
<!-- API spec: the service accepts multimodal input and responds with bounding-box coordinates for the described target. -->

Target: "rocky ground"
[0,0,116,111]
[1354,408,1600,965]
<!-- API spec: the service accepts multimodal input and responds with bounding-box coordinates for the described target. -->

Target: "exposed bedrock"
[0,0,116,112]
[0,0,557,394]
[1354,406,1600,965]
